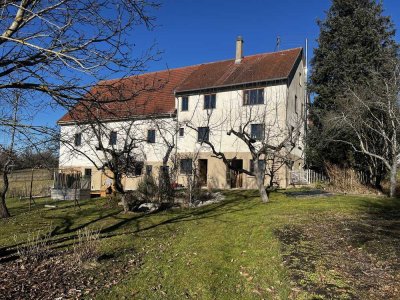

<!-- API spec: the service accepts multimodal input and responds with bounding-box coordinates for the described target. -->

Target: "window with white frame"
[197,127,210,142]
[204,94,216,109]
[249,160,266,174]
[181,96,189,111]
[180,159,193,174]
[74,132,82,146]
[243,88,264,105]
[147,129,156,143]
[250,124,264,141]
[109,131,117,145]
[179,127,184,137]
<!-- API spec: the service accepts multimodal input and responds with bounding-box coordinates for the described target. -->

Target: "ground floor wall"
[175,152,303,189]
[59,152,304,192]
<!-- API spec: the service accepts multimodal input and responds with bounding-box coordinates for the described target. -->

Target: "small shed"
[51,171,91,200]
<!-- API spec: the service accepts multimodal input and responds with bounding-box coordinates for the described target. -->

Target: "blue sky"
[43,0,400,126]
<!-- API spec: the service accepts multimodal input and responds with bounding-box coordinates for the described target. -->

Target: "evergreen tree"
[307,0,398,177]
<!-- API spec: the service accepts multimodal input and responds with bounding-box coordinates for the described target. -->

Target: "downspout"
[285,77,289,188]
[304,39,309,166]
[174,91,179,183]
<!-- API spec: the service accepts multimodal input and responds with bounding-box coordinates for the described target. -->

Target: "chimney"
[235,36,244,64]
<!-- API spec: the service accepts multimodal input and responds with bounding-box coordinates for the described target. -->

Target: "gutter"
[57,112,176,126]
[174,77,289,96]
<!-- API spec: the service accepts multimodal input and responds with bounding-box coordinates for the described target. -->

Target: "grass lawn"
[0,190,399,299]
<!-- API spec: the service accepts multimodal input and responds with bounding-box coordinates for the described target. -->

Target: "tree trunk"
[0,170,11,218]
[112,173,128,213]
[254,163,269,203]
[389,162,397,198]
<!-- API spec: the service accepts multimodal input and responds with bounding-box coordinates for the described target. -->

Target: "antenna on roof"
[275,36,280,52]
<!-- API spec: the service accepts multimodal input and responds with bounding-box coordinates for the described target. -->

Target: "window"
[109,131,117,145]
[182,96,189,111]
[243,89,264,105]
[134,162,144,176]
[160,165,169,176]
[179,127,185,137]
[84,168,92,177]
[249,160,266,174]
[251,124,264,141]
[147,129,156,143]
[295,95,298,114]
[180,159,193,174]
[204,94,216,109]
[145,165,152,176]
[198,127,210,142]
[74,133,82,146]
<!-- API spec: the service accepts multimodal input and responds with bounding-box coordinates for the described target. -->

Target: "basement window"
[134,162,144,176]
[74,133,82,146]
[145,165,152,176]
[249,160,266,175]
[180,159,193,175]
[243,88,264,105]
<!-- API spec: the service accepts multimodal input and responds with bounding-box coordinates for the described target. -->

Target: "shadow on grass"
[1,190,258,262]
[353,197,400,258]
[275,195,400,300]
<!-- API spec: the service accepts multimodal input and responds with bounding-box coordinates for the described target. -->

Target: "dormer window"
[243,88,264,105]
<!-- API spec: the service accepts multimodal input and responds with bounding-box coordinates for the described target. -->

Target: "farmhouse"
[58,37,306,194]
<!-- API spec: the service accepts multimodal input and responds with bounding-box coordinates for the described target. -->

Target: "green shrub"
[137,175,158,202]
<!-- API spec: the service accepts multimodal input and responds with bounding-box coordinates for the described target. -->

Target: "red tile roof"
[176,48,303,92]
[59,48,302,123]
[58,66,197,123]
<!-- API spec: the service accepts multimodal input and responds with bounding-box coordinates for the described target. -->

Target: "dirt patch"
[0,250,140,299]
[284,189,334,198]
[275,212,400,299]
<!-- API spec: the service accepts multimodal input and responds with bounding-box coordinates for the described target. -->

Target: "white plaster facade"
[174,61,306,189]
[58,47,307,192]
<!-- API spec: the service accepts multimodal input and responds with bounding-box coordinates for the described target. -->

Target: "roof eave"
[57,111,176,126]
[175,76,289,95]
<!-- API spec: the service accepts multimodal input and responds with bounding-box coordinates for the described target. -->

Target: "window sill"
[243,102,265,106]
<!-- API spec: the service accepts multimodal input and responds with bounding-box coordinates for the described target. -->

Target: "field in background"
[0,168,54,198]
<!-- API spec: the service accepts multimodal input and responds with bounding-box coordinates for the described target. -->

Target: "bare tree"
[0,1,160,101]
[0,1,160,217]
[60,114,148,213]
[327,60,400,197]
[183,91,304,203]
[175,150,201,205]
[59,76,179,211]
[152,117,178,201]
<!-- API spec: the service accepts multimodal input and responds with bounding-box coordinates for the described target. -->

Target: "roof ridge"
[189,47,302,67]
[100,47,303,84]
